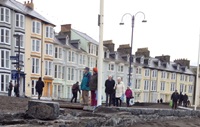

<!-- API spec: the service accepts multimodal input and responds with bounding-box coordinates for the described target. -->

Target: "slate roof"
[0,0,54,25]
[72,29,98,45]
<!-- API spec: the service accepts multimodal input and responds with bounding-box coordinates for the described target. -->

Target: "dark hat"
[84,67,90,71]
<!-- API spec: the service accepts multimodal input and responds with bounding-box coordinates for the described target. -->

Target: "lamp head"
[142,20,147,23]
[119,22,124,25]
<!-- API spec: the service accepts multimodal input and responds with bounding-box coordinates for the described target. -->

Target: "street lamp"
[119,11,147,87]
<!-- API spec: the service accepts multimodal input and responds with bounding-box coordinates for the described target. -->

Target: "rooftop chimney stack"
[61,24,71,33]
[135,48,150,57]
[103,40,115,52]
[24,0,34,10]
[117,44,131,55]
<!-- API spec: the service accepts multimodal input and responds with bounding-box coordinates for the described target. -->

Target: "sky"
[18,0,200,66]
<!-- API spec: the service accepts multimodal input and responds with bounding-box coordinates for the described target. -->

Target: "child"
[125,86,133,107]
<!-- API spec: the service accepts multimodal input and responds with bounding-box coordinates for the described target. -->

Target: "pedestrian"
[125,86,133,107]
[160,98,163,103]
[80,67,91,106]
[35,77,44,100]
[105,75,115,106]
[171,90,179,109]
[71,82,81,103]
[115,77,125,107]
[8,80,13,96]
[179,92,183,106]
[157,99,160,103]
[183,93,188,107]
[89,68,98,106]
[14,82,19,97]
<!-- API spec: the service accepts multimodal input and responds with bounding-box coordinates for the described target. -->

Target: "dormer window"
[140,57,144,64]
[108,63,115,71]
[89,44,97,55]
[118,64,124,73]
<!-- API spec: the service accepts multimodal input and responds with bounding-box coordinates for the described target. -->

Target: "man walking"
[81,67,91,106]
[8,80,13,96]
[89,68,98,106]
[71,82,81,103]
[35,77,44,100]
[171,90,179,109]
[105,75,115,106]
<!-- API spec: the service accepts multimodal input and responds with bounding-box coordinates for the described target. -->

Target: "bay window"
[0,7,10,24]
[0,74,10,92]
[67,68,75,81]
[68,51,75,62]
[54,47,62,59]
[32,58,40,74]
[46,26,54,38]
[0,50,10,68]
[46,43,53,55]
[45,61,52,76]
[0,28,10,44]
[16,13,25,29]
[32,39,41,52]
[32,21,41,34]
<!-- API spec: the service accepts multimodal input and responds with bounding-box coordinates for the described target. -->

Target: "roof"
[0,0,54,26]
[72,29,98,45]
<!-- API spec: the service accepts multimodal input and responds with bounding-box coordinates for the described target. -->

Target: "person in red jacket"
[125,86,133,107]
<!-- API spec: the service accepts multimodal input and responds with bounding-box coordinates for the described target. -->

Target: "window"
[67,68,75,81]
[0,74,10,92]
[31,80,37,95]
[180,74,184,81]
[54,47,63,59]
[161,71,166,79]
[90,44,97,55]
[160,82,165,91]
[144,80,149,91]
[32,21,41,34]
[188,85,193,93]
[54,65,63,79]
[0,50,10,68]
[79,70,84,82]
[59,48,62,59]
[62,66,65,79]
[136,67,142,74]
[180,84,184,92]
[171,73,176,80]
[15,34,24,48]
[68,51,75,62]
[145,69,150,77]
[184,85,187,93]
[89,57,96,68]
[16,13,25,29]
[108,64,115,71]
[135,79,141,89]
[185,76,188,82]
[0,7,10,23]
[0,28,10,44]
[32,39,41,52]
[54,65,58,78]
[118,65,124,72]
[58,66,61,79]
[45,61,52,76]
[32,58,40,74]
[45,43,53,55]
[79,54,83,65]
[189,76,194,82]
[46,26,54,38]
[151,80,157,91]
[170,83,176,92]
[152,70,157,77]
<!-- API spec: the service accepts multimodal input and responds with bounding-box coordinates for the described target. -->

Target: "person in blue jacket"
[81,67,91,105]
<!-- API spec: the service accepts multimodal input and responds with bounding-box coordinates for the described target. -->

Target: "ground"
[0,96,200,127]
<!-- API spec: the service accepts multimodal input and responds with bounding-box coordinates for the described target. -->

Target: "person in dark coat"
[183,93,188,107]
[71,82,81,103]
[35,77,44,100]
[89,68,98,106]
[171,90,179,109]
[14,81,19,97]
[179,92,184,106]
[105,75,115,106]
[160,98,163,103]
[8,80,13,96]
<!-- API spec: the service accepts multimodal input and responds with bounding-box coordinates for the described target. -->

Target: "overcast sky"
[18,0,200,65]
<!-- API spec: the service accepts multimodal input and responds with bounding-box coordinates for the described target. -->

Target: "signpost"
[10,56,18,61]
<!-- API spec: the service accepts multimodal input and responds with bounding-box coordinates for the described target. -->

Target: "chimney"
[135,48,150,57]
[117,44,131,55]
[174,58,190,69]
[61,24,71,33]
[24,0,34,10]
[155,55,170,63]
[103,40,115,52]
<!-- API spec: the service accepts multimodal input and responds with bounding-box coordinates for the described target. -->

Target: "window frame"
[0,7,10,24]
[45,26,54,38]
[15,13,25,29]
[144,69,150,77]
[31,58,40,74]
[32,21,41,34]
[0,28,10,44]
[0,74,10,92]
[108,63,115,71]
[45,43,53,56]
[31,39,41,52]
[0,49,10,69]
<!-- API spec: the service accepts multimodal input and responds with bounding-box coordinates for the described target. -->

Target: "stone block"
[141,109,155,115]
[26,100,60,120]
[158,109,173,116]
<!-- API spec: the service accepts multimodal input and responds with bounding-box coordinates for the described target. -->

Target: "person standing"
[14,81,19,97]
[8,80,13,96]
[183,93,188,107]
[35,77,44,100]
[89,68,98,106]
[71,82,81,103]
[81,67,91,106]
[171,90,179,109]
[115,77,125,107]
[105,75,115,106]
[179,92,184,106]
[125,86,133,107]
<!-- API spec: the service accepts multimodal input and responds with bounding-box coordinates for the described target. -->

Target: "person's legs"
[91,91,95,106]
[126,98,129,107]
[71,92,75,103]
[74,92,78,103]
[85,91,89,105]
[106,93,109,106]
[112,93,116,106]
[109,94,112,106]
[116,98,119,107]
[174,101,178,109]
[82,90,85,104]
[94,91,97,106]
[119,99,122,107]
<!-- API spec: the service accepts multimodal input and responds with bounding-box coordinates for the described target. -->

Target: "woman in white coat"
[115,77,125,107]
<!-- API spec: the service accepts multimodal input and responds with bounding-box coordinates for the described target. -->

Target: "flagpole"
[97,0,104,106]
[194,30,200,110]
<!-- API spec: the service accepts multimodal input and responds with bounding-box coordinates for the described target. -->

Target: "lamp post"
[119,11,147,86]
[13,34,21,97]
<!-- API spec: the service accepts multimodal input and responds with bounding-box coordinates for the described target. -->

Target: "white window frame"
[144,69,150,77]
[160,82,165,91]
[118,65,124,73]
[68,51,75,62]
[144,80,149,91]
[189,76,194,82]
[31,80,37,96]
[152,70,157,78]
[31,39,41,52]
[161,71,166,79]
[180,84,184,92]
[0,74,10,92]
[62,66,65,79]
[15,13,25,29]
[136,67,142,75]
[67,67,75,81]
[151,80,157,91]
[0,7,10,24]
[90,44,97,55]
[45,43,53,56]
[108,63,115,71]
[0,28,10,44]
[0,49,10,69]
[135,79,141,89]
[31,58,40,74]
[171,73,176,80]
[45,61,52,76]
[15,33,24,48]
[32,21,41,34]
[180,74,185,81]
[170,82,176,92]
[46,26,54,38]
